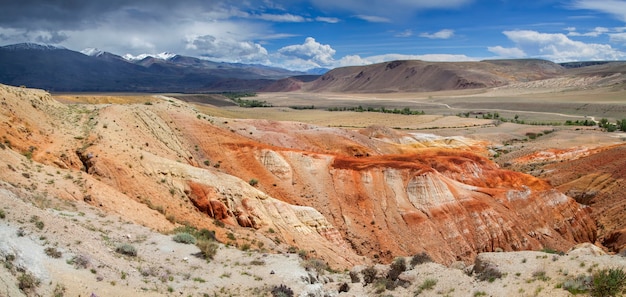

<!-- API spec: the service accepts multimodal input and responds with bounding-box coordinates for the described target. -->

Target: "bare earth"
[1,82,626,296]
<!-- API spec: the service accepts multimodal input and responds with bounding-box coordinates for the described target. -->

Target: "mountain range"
[0,43,318,92]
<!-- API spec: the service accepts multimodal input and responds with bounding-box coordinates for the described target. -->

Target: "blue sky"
[1,0,626,70]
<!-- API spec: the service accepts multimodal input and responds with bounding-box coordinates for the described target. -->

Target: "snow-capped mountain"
[80,47,105,57]
[0,43,311,92]
[123,52,177,61]
[2,43,65,51]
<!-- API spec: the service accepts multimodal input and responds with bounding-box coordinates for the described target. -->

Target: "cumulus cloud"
[186,35,269,64]
[278,37,336,66]
[419,29,455,39]
[567,26,609,37]
[499,30,626,61]
[487,46,526,58]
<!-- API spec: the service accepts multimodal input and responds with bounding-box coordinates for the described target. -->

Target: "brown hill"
[0,84,596,269]
[299,59,564,93]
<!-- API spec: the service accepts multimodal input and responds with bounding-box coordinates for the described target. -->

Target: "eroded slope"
[0,84,596,268]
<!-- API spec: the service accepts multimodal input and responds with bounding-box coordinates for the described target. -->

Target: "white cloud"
[419,29,455,39]
[278,37,336,66]
[610,32,626,43]
[499,30,626,61]
[355,15,391,23]
[310,0,472,17]
[253,13,307,22]
[185,35,269,64]
[395,29,413,38]
[571,0,626,22]
[567,26,609,37]
[315,16,340,23]
[487,46,526,58]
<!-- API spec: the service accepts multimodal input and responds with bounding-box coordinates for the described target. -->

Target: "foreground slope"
[0,84,596,269]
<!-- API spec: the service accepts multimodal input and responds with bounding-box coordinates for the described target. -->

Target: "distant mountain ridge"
[0,43,309,92]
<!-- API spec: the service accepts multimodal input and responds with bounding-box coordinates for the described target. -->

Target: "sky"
[1,0,626,71]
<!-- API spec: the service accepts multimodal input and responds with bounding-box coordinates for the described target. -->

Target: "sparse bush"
[116,243,137,257]
[271,284,294,297]
[362,266,378,285]
[172,232,196,244]
[349,270,360,283]
[53,283,66,297]
[196,239,218,261]
[302,258,328,274]
[476,265,503,282]
[0,209,5,219]
[591,268,626,297]
[388,257,407,281]
[563,274,592,294]
[17,272,40,292]
[338,282,350,292]
[35,220,44,230]
[410,252,432,267]
[69,254,90,269]
[45,247,62,258]
[533,270,550,282]
[250,259,265,266]
[415,278,438,295]
[249,178,259,186]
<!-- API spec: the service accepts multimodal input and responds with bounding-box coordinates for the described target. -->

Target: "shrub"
[69,254,90,269]
[410,252,432,267]
[172,232,196,244]
[17,272,40,292]
[591,268,626,297]
[362,266,378,285]
[271,284,294,297]
[44,247,62,258]
[349,271,360,283]
[196,239,218,261]
[116,244,137,257]
[0,209,5,219]
[563,274,592,294]
[415,278,438,295]
[302,258,328,274]
[476,265,503,282]
[388,257,407,281]
[249,178,259,186]
[338,282,350,292]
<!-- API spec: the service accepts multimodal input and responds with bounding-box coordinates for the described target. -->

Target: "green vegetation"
[289,105,315,110]
[0,209,5,219]
[591,268,626,297]
[115,244,137,257]
[327,105,425,115]
[17,272,40,292]
[249,178,259,186]
[172,232,196,244]
[222,92,271,108]
[415,278,438,295]
[171,226,218,261]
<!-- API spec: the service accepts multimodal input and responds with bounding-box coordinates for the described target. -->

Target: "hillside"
[299,59,565,93]
[2,83,626,296]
